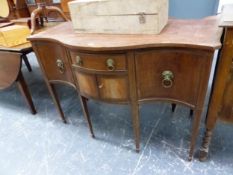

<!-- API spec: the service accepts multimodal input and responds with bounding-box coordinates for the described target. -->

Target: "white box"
[68,0,168,34]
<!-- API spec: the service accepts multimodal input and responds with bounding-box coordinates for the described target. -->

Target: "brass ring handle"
[56,59,65,74]
[106,58,115,71]
[76,56,83,66]
[162,70,174,88]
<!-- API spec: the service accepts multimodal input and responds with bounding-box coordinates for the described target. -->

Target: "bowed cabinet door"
[32,41,75,86]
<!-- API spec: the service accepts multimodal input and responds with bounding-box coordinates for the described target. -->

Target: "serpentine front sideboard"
[28,17,222,160]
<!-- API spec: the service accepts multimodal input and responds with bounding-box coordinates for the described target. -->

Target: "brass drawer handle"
[106,58,115,71]
[76,56,83,66]
[56,59,65,74]
[162,70,174,88]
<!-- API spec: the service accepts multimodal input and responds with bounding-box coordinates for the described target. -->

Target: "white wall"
[218,0,233,12]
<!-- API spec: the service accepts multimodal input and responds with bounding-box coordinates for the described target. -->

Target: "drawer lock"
[162,70,174,88]
[106,58,115,71]
[56,59,65,74]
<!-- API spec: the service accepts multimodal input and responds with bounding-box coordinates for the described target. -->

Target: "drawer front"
[70,52,127,71]
[74,71,129,102]
[220,64,233,122]
[34,42,74,84]
[135,49,211,106]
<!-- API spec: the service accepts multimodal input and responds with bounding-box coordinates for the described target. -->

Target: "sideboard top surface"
[28,16,222,51]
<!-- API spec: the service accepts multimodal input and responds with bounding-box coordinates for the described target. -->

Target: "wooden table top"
[28,16,223,51]
[0,22,62,53]
[0,42,32,53]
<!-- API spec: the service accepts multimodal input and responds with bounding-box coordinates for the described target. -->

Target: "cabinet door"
[135,49,212,106]
[75,71,99,99]
[74,71,129,102]
[220,65,233,122]
[33,42,74,85]
[97,75,129,102]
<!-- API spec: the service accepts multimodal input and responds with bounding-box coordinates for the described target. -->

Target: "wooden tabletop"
[0,42,32,53]
[28,16,223,51]
[0,22,62,53]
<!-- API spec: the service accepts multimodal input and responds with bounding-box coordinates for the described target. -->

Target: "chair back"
[0,0,10,18]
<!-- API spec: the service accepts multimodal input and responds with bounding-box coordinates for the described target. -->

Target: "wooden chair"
[0,0,30,20]
[0,0,32,72]
[30,0,69,34]
[0,0,35,113]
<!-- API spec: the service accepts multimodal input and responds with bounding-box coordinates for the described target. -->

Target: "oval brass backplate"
[76,56,83,66]
[56,59,65,74]
[162,70,174,88]
[106,58,115,71]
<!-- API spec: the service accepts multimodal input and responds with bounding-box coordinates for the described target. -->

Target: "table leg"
[79,95,95,138]
[22,54,32,72]
[16,71,36,114]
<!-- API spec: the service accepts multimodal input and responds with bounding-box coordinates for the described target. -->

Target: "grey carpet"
[0,53,232,175]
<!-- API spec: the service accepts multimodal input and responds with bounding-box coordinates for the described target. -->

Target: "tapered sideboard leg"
[47,83,67,123]
[131,102,140,152]
[79,95,95,138]
[188,109,202,161]
[171,103,176,112]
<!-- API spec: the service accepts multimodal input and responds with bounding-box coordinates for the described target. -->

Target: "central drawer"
[135,49,211,106]
[70,51,127,72]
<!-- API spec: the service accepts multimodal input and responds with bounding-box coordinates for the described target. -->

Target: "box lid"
[69,0,168,16]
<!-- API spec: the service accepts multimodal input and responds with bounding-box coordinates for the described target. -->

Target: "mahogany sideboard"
[28,17,222,160]
[199,5,233,161]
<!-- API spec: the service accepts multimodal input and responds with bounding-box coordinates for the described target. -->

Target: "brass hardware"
[76,56,83,66]
[162,70,174,88]
[139,12,146,24]
[98,84,104,89]
[56,59,65,74]
[106,58,115,71]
